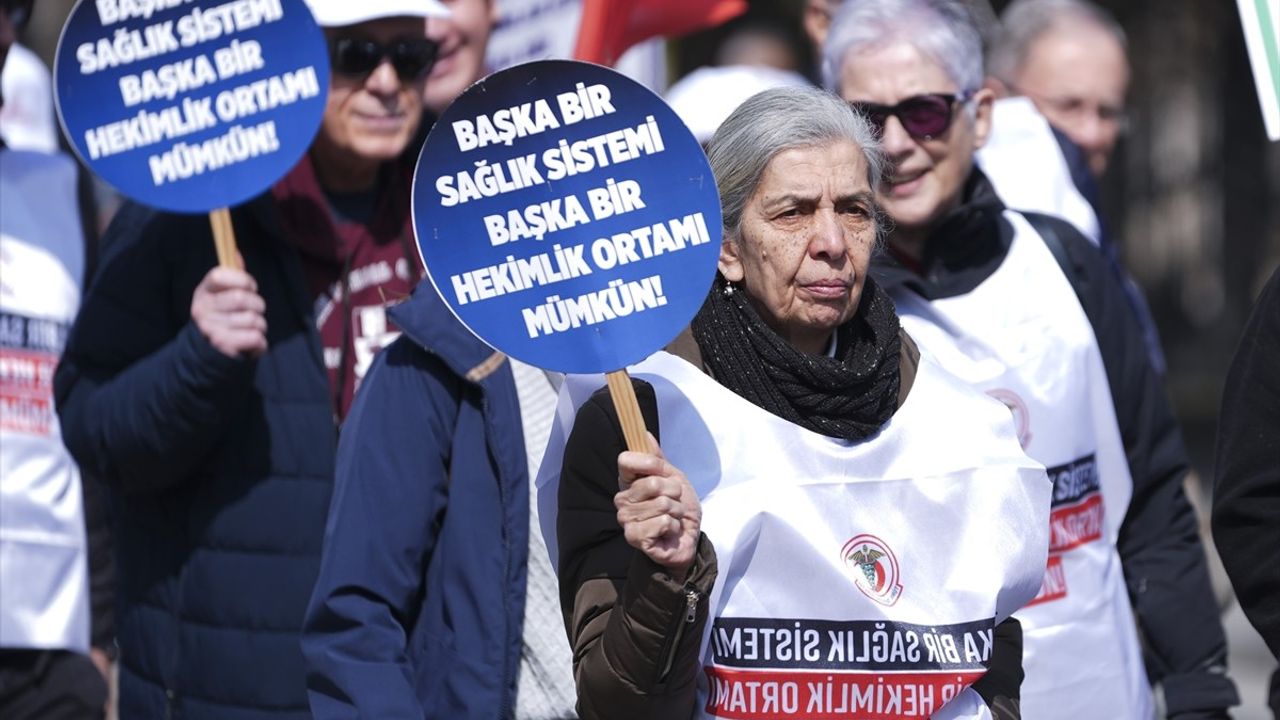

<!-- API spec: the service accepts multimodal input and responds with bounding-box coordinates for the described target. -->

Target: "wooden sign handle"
[606,369,650,452]
[209,207,241,269]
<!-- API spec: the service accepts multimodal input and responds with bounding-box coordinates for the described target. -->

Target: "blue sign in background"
[54,0,328,213]
[414,60,722,374]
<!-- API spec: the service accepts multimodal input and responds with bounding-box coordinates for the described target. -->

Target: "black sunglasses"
[329,37,439,81]
[850,90,976,141]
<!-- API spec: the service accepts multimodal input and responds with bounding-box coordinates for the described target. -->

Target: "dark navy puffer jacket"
[302,283,529,719]
[55,196,334,719]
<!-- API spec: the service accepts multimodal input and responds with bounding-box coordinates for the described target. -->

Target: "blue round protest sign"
[54,0,329,214]
[414,60,722,374]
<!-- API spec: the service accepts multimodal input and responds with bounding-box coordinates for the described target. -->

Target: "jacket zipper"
[483,391,517,720]
[417,348,517,717]
[657,585,701,685]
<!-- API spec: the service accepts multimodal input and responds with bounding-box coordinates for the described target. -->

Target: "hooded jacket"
[302,283,529,719]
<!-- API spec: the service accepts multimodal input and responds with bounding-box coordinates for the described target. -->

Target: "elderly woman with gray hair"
[537,86,1051,720]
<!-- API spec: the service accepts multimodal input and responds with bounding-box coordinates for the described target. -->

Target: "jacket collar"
[872,168,1014,302]
[388,281,508,387]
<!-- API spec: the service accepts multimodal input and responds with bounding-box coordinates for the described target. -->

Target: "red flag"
[573,0,748,66]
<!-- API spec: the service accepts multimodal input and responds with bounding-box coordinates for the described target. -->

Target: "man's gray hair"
[988,0,1127,84]
[706,86,885,241]
[821,0,985,95]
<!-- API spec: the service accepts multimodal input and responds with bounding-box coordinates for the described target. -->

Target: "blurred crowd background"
[673,0,1280,473]
[16,0,1279,456]
[4,0,1278,716]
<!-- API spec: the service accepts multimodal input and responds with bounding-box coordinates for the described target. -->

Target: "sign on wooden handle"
[209,208,240,270]
[412,60,722,453]
[54,0,329,264]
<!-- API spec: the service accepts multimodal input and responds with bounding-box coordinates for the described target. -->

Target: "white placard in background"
[487,0,667,92]
[1237,0,1280,141]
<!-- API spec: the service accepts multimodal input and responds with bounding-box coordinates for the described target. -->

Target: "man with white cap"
[55,1,448,718]
[298,0,565,716]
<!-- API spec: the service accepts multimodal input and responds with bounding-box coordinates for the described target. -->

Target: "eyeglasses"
[1027,92,1128,133]
[329,37,439,81]
[849,90,976,141]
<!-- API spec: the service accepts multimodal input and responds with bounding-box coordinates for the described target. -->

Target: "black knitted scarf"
[690,274,902,441]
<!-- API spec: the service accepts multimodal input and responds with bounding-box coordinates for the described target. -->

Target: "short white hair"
[988,0,1127,84]
[822,0,985,94]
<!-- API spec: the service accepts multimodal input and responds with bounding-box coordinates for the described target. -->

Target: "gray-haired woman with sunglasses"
[825,1,1238,719]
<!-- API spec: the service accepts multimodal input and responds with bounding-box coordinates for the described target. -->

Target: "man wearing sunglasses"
[305,3,583,719]
[299,0,557,718]
[305,2,580,718]
[825,1,1237,719]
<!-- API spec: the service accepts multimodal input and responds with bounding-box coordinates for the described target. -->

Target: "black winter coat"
[1213,266,1280,660]
[55,197,334,719]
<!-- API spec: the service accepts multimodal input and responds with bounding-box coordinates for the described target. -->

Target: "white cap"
[303,0,448,27]
[666,65,812,144]
[0,43,60,154]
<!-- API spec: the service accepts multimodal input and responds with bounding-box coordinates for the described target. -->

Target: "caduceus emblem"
[841,534,902,606]
[847,545,885,587]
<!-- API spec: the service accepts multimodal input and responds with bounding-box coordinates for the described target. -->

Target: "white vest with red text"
[0,148,90,653]
[887,210,1155,719]
[537,350,1051,720]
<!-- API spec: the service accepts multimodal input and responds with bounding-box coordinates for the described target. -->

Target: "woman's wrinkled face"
[838,41,991,242]
[720,141,878,355]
